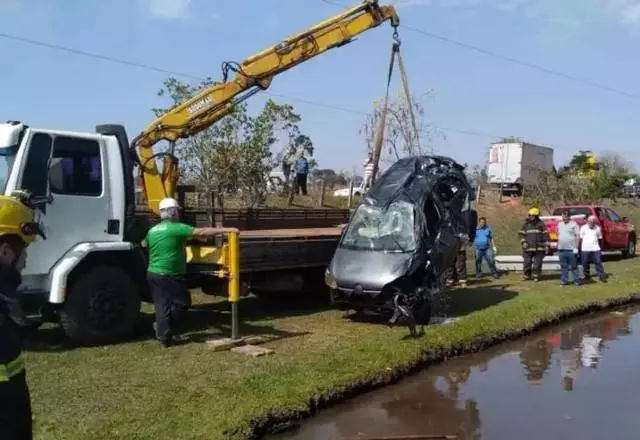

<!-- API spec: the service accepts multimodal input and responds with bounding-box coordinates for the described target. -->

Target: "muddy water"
[274,306,640,440]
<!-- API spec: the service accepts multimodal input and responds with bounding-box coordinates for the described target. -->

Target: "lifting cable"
[370,27,421,186]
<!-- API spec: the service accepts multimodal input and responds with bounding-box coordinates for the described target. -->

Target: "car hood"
[327,247,413,291]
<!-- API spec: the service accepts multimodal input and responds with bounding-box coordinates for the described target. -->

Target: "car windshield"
[551,207,591,218]
[340,200,416,253]
[0,146,18,194]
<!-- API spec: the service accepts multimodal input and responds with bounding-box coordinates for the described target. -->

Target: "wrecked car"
[325,155,477,333]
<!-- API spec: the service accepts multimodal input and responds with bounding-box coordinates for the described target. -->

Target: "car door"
[593,208,611,248]
[604,208,625,248]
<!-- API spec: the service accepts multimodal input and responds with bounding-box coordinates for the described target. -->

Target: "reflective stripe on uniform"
[0,354,25,383]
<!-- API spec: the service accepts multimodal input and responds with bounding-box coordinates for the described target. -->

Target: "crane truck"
[0,0,400,346]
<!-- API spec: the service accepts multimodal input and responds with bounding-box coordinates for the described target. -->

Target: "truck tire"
[59,265,141,346]
[622,236,636,259]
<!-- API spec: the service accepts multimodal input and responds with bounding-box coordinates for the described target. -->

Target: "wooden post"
[317,179,326,207]
[208,190,215,227]
[475,185,481,204]
[347,180,355,209]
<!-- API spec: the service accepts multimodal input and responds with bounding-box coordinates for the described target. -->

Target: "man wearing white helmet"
[143,197,238,347]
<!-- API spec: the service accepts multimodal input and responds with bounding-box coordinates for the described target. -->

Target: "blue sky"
[2,0,640,174]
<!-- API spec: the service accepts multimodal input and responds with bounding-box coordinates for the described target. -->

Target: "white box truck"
[486,139,554,195]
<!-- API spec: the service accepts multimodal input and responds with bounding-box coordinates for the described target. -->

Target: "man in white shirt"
[579,215,607,282]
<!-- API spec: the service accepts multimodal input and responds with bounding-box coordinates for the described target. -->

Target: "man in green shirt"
[143,197,238,347]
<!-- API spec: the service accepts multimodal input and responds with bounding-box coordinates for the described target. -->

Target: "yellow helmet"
[528,207,540,216]
[0,195,41,245]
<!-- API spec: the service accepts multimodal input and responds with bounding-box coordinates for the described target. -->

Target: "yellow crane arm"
[132,0,399,214]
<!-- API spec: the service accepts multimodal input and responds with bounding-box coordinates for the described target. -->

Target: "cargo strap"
[370,28,421,186]
[0,354,25,383]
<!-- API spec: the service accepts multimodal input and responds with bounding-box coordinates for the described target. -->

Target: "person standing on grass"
[143,197,239,348]
[473,217,500,279]
[293,154,309,196]
[0,195,45,440]
[557,210,580,286]
[579,215,607,283]
[445,237,468,288]
[519,207,550,282]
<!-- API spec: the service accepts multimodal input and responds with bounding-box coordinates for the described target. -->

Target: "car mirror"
[622,216,629,223]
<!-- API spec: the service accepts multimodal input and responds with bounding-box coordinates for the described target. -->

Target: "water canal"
[274,305,640,440]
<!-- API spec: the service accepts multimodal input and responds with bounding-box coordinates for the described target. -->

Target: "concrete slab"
[496,255,561,272]
[496,251,619,272]
[231,344,275,357]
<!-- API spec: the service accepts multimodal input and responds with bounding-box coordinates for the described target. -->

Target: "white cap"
[158,198,180,210]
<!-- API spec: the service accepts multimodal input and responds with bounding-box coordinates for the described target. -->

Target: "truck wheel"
[622,237,636,259]
[60,266,141,346]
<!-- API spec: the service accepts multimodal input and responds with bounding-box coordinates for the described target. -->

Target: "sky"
[2,0,640,174]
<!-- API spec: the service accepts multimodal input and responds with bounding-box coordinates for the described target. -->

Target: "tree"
[525,152,636,206]
[359,90,443,165]
[152,77,314,207]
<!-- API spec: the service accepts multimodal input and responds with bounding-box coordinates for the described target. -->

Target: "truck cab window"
[49,136,102,197]
[21,132,53,197]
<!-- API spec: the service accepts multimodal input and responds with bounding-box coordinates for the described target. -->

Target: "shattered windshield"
[0,146,18,194]
[340,200,416,252]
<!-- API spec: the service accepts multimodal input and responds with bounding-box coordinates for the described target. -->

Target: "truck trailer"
[486,138,554,196]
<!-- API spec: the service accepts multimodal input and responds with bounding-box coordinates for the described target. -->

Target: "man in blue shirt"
[473,217,500,279]
[293,154,309,196]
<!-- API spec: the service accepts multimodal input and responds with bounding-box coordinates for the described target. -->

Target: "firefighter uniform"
[0,195,43,440]
[519,208,550,281]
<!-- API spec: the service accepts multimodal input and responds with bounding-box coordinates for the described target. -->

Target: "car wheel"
[622,238,636,259]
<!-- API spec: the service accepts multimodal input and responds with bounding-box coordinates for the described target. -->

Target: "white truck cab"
[0,121,147,345]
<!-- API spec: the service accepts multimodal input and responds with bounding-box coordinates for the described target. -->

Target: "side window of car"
[606,209,622,223]
[49,136,102,197]
[20,132,53,197]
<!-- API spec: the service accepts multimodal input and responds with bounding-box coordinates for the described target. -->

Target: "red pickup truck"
[540,205,636,258]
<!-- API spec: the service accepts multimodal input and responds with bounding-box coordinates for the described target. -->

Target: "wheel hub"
[87,287,126,330]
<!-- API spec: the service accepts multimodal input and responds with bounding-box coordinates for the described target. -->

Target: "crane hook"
[392,27,401,49]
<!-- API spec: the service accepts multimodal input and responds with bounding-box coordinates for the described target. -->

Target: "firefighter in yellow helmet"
[0,193,45,439]
[518,207,550,281]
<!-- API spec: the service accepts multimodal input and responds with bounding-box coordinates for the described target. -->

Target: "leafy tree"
[525,152,636,206]
[152,77,314,207]
[359,90,443,165]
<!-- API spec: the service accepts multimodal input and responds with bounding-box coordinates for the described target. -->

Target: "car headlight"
[324,268,338,289]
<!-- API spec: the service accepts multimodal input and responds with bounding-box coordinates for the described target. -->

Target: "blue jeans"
[558,249,579,285]
[581,251,605,279]
[474,247,498,277]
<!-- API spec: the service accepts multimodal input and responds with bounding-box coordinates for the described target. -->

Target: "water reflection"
[273,308,638,440]
[542,311,631,391]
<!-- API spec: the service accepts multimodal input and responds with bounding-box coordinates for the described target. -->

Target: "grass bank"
[26,255,640,440]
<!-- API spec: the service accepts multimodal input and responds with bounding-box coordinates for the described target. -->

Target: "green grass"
[27,258,640,440]
[25,201,640,439]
